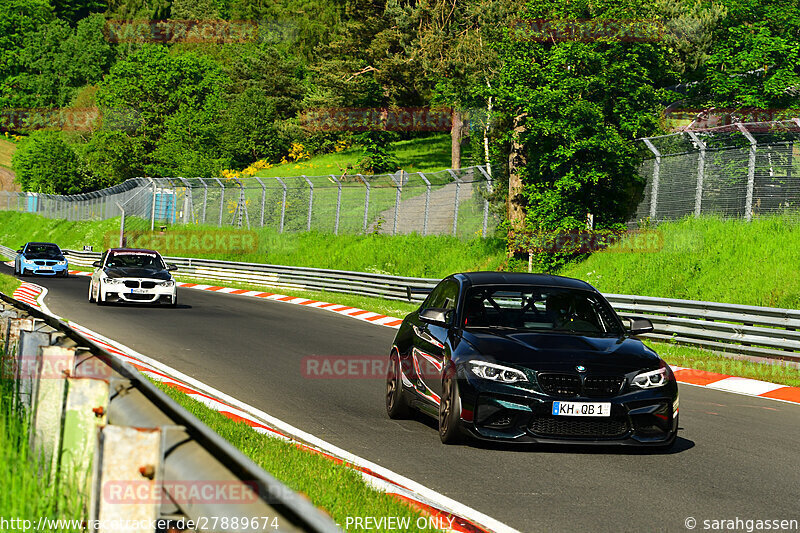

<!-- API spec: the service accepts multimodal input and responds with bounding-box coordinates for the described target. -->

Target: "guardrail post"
[61,375,109,493]
[302,175,313,232]
[213,177,225,227]
[17,323,53,409]
[116,202,125,247]
[30,345,75,478]
[356,174,370,233]
[737,123,757,221]
[686,131,706,217]
[418,172,431,236]
[330,175,342,235]
[447,169,462,236]
[643,138,661,221]
[255,177,266,227]
[89,425,162,532]
[276,177,287,233]
[477,165,493,238]
[389,171,402,235]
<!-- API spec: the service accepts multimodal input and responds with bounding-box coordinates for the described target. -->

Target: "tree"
[15,13,114,108]
[97,45,232,178]
[0,0,53,108]
[495,0,676,269]
[12,131,85,193]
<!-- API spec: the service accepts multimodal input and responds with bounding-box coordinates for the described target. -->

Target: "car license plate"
[131,288,148,294]
[39,266,52,270]
[552,401,611,417]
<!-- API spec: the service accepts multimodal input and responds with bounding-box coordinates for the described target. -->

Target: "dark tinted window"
[25,244,61,256]
[106,252,164,269]
[423,279,459,311]
[463,286,622,336]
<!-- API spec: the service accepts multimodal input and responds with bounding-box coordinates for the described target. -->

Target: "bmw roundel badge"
[576,365,586,372]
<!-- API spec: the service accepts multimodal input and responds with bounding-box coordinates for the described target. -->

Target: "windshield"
[26,244,61,256]
[463,286,623,336]
[106,252,164,270]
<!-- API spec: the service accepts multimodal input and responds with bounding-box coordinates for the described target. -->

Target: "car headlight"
[158,280,175,287]
[632,367,669,389]
[469,361,528,383]
[23,259,33,264]
[57,261,66,265]
[102,277,123,285]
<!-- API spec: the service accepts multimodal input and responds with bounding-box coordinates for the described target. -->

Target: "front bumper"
[23,262,68,275]
[457,371,679,446]
[101,280,176,304]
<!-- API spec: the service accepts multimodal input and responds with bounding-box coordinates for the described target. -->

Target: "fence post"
[302,175,313,232]
[388,171,402,236]
[643,138,661,221]
[276,177,287,233]
[418,172,431,236]
[356,174,370,233]
[212,177,225,227]
[736,123,757,222]
[477,165,493,238]
[116,202,125,247]
[197,177,208,223]
[447,169,462,236]
[254,177,266,227]
[330,175,342,235]
[686,131,706,217]
[147,178,156,231]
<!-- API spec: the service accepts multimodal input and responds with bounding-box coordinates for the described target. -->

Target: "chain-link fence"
[632,118,800,225]
[0,166,498,241]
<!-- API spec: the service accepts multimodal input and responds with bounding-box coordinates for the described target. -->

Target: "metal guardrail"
[5,245,800,362]
[59,248,800,362]
[0,289,341,533]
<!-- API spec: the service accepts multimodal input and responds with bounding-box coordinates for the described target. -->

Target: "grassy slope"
[559,216,800,309]
[0,211,506,278]
[256,134,464,178]
[154,382,441,532]
[0,137,15,169]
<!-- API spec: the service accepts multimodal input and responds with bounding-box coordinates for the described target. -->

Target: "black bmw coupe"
[386,272,679,447]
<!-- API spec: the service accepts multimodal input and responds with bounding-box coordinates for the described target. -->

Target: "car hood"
[103,267,171,280]
[460,330,661,373]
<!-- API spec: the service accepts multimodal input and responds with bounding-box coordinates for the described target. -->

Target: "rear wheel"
[439,374,464,444]
[386,352,410,419]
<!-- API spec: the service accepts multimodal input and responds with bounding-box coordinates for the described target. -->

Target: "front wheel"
[88,282,95,303]
[439,374,464,444]
[386,353,410,419]
[169,293,178,308]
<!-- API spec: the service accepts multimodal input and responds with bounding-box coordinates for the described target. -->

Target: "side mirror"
[62,250,69,255]
[16,249,23,254]
[626,317,654,336]
[419,308,450,327]
[166,264,178,271]
[92,261,101,268]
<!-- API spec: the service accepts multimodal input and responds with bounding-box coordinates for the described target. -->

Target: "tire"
[20,268,27,277]
[439,374,464,444]
[386,352,410,419]
[169,292,177,308]
[88,282,95,303]
[96,286,106,306]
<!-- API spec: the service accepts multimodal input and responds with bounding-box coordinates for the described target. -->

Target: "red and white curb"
[8,281,514,533]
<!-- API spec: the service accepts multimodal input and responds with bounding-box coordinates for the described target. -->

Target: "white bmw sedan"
[89,248,178,306]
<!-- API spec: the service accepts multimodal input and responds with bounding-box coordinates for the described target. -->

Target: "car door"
[413,279,459,404]
[91,251,108,294]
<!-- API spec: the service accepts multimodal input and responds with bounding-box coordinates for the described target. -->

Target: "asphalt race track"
[10,268,800,533]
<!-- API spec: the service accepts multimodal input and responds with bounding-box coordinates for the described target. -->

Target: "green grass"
[0,211,506,278]
[559,215,800,309]
[649,340,800,388]
[153,381,442,532]
[0,270,21,297]
[0,137,16,169]
[0,350,84,530]
[256,135,464,178]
